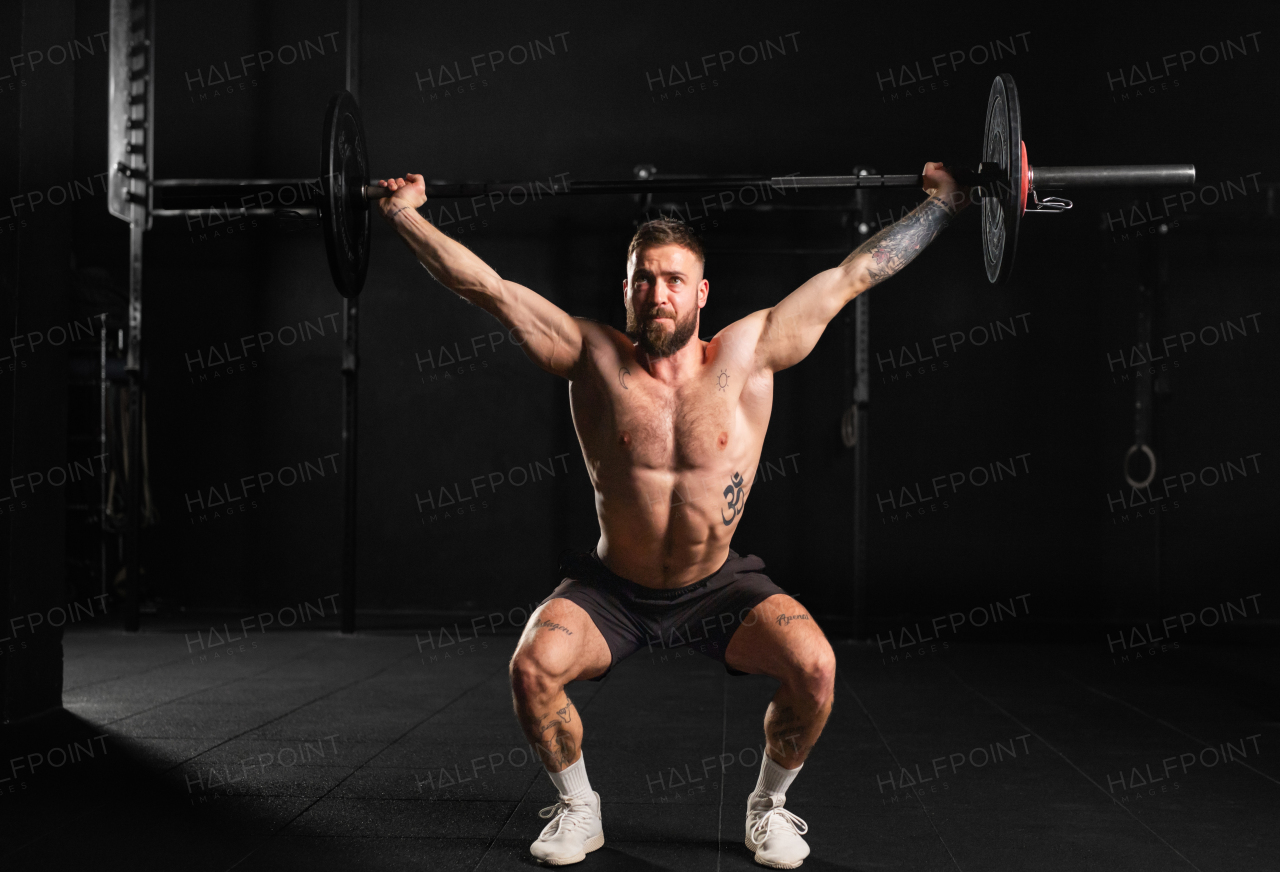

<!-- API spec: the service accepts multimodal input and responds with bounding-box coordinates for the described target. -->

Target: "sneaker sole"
[744,837,804,869]
[537,832,605,866]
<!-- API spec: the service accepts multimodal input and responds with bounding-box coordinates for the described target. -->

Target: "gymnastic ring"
[840,406,857,448]
[1123,443,1156,490]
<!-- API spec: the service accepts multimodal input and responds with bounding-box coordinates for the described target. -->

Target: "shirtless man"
[377,165,969,867]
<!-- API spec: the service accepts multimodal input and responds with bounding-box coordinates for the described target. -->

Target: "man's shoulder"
[716,309,770,337]
[573,317,629,351]
[710,310,770,363]
[567,318,633,380]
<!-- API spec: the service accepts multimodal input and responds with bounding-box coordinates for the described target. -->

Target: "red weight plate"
[1020,141,1029,216]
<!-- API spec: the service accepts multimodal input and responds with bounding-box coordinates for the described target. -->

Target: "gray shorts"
[541,548,787,679]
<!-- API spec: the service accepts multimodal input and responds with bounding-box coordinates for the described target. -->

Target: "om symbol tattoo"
[721,471,745,525]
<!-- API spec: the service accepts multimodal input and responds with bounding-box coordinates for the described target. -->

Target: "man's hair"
[626,217,705,269]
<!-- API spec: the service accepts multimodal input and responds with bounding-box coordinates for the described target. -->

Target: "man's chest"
[611,383,736,468]
[579,364,771,472]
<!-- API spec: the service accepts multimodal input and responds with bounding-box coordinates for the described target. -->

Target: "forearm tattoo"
[843,194,957,287]
[385,204,414,221]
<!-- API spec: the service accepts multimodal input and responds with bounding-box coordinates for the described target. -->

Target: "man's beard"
[625,304,698,358]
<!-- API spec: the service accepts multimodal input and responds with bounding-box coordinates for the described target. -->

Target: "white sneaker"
[529,791,605,866]
[745,794,810,868]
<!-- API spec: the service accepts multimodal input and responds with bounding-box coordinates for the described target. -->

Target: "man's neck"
[637,337,706,385]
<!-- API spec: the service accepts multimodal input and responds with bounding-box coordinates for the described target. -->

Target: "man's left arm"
[754,162,968,373]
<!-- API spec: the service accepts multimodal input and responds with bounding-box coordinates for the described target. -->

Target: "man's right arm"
[378,174,585,380]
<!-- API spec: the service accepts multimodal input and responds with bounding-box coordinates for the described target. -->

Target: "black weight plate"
[321,90,371,298]
[981,74,1021,285]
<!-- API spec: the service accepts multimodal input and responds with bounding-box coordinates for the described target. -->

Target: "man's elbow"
[840,260,871,301]
[453,275,505,311]
[463,272,503,299]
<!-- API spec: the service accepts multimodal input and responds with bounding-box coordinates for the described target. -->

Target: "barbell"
[149,74,1194,297]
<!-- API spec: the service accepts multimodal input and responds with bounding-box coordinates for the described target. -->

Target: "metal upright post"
[851,169,873,638]
[340,0,361,634]
[124,225,143,632]
[108,0,154,632]
[1131,234,1167,615]
[852,290,869,636]
[341,296,358,635]
[99,322,109,601]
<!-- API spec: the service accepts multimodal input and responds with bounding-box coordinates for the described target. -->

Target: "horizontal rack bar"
[151,207,318,218]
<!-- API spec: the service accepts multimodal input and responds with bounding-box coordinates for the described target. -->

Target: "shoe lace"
[537,796,591,840]
[750,798,809,843]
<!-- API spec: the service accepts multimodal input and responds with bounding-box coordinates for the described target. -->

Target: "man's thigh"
[513,598,613,683]
[723,594,831,679]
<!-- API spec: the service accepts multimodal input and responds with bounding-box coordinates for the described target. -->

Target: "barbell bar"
[152,163,1194,204]
[139,74,1195,296]
[356,164,1195,200]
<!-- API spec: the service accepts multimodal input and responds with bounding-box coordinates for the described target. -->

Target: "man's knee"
[509,645,565,702]
[789,643,836,708]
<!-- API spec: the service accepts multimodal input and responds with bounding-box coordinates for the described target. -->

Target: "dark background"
[3,1,1277,714]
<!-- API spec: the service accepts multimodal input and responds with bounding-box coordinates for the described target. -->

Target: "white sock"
[547,752,593,803]
[752,753,802,801]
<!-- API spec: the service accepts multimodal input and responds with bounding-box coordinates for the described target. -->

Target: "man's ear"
[698,279,709,309]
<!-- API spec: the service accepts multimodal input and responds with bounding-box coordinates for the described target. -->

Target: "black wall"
[12,1,1275,645]
[3,0,79,721]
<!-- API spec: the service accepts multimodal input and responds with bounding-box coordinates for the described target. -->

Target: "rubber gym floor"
[1,622,1275,870]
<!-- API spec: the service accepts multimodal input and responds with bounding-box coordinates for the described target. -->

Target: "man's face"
[624,244,708,358]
